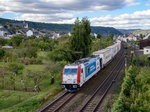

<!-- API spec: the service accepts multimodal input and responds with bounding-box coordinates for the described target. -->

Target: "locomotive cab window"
[64,68,77,75]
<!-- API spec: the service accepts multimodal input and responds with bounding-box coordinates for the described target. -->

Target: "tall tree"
[97,33,102,49]
[109,33,114,41]
[70,18,92,60]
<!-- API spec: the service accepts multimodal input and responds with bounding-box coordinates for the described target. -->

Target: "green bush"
[112,66,139,111]
[7,62,24,75]
[0,48,5,59]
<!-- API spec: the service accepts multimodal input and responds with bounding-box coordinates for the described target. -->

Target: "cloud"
[0,0,144,29]
[146,3,150,6]
[0,0,135,23]
[16,13,74,22]
[0,0,137,14]
[125,0,140,6]
[90,9,150,29]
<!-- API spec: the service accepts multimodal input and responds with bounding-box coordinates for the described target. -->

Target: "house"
[13,21,28,29]
[127,34,137,41]
[26,30,33,37]
[122,34,137,42]
[144,46,150,55]
[33,30,40,38]
[0,30,4,37]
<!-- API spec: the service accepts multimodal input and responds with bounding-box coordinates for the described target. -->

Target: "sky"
[0,0,150,29]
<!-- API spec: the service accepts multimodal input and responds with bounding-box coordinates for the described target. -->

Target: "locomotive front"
[62,65,81,92]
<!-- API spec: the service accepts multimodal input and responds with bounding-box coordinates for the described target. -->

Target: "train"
[61,40,121,92]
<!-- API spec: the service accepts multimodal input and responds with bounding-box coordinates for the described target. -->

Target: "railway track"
[37,47,124,112]
[38,92,76,112]
[75,53,125,112]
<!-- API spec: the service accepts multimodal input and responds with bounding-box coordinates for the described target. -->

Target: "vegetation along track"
[75,52,125,112]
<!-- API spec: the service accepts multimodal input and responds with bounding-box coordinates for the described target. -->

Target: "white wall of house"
[26,30,33,37]
[127,37,137,41]
[0,30,4,37]
[144,47,150,55]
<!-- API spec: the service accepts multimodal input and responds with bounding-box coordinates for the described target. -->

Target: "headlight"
[73,85,77,88]
[62,85,65,88]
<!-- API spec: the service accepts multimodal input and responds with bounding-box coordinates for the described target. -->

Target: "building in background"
[0,30,4,37]
[139,39,150,49]
[144,46,150,55]
[26,30,33,37]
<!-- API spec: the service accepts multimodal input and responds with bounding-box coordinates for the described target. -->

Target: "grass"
[0,90,38,111]
[0,86,62,112]
[0,51,64,112]
[25,64,46,71]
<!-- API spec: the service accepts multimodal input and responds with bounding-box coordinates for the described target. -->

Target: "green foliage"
[0,38,7,46]
[139,34,143,40]
[112,92,126,112]
[38,41,49,51]
[0,48,5,59]
[70,18,92,60]
[28,35,36,40]
[48,42,73,62]
[131,55,139,66]
[112,66,139,112]
[19,40,38,58]
[40,35,50,42]
[112,64,150,112]
[27,47,38,58]
[91,35,114,52]
[10,26,21,30]
[3,51,18,62]
[140,55,149,66]
[109,33,114,40]
[97,33,102,39]
[21,57,42,65]
[7,62,24,75]
[11,35,25,47]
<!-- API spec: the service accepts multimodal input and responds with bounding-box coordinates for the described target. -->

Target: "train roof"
[67,55,99,66]
[107,44,117,48]
[93,48,110,54]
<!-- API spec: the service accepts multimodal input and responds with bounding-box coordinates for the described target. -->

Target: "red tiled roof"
[128,34,135,38]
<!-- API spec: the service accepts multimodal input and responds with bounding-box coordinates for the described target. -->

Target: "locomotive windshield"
[64,68,77,75]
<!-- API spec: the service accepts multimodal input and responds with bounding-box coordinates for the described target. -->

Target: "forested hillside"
[0,18,122,35]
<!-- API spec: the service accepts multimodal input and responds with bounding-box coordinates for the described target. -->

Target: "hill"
[0,18,122,35]
[117,29,139,34]
[132,29,150,35]
[118,29,150,35]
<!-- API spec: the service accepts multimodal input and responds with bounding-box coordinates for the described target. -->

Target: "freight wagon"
[93,48,112,67]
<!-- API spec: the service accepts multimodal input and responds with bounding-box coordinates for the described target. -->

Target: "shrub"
[0,48,5,59]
